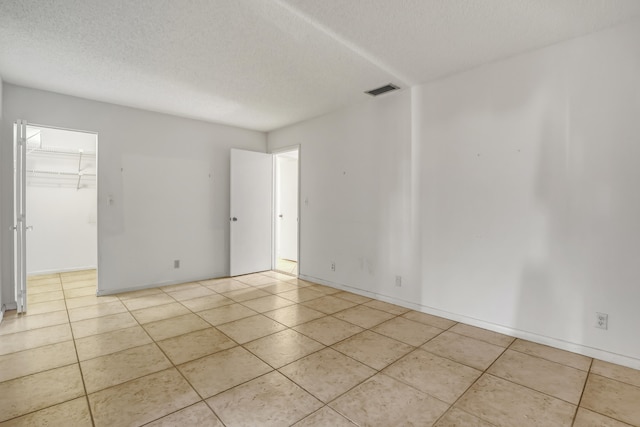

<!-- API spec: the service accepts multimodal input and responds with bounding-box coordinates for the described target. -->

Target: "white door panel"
[276,156,298,261]
[230,149,273,276]
[14,120,28,313]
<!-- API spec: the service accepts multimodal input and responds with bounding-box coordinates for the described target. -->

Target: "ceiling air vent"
[365,83,399,96]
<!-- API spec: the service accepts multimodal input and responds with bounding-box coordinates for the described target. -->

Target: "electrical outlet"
[596,312,608,330]
[395,275,402,287]
[174,259,180,269]
[331,262,336,271]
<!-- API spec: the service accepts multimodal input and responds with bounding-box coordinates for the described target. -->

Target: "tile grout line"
[62,273,98,427]
[570,357,594,427]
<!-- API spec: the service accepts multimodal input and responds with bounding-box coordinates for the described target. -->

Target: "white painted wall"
[1,85,266,298]
[269,89,416,298]
[268,21,640,367]
[25,126,97,274]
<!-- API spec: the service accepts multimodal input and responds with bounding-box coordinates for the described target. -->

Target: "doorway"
[17,123,98,311]
[273,148,299,276]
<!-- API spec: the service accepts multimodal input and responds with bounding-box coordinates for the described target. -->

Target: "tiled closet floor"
[1,270,640,426]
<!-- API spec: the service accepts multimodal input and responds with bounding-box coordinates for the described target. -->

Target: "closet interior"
[25,125,98,278]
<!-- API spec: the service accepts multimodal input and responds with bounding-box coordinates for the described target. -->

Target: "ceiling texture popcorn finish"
[1,0,639,131]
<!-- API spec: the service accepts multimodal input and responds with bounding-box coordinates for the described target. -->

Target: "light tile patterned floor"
[1,270,640,426]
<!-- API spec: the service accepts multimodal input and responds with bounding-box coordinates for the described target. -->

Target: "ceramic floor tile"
[383,349,481,403]
[0,323,72,355]
[67,300,127,322]
[373,316,443,346]
[234,274,278,287]
[28,290,64,304]
[27,274,60,284]
[306,284,341,295]
[0,397,92,427]
[207,371,322,427]
[20,299,67,315]
[0,364,85,423]
[456,374,576,427]
[27,282,62,294]
[62,279,97,290]
[116,287,164,300]
[180,294,234,312]
[216,314,287,344]
[329,374,449,427]
[121,293,176,311]
[283,278,312,286]
[0,340,77,382]
[88,368,200,427]
[198,303,257,326]
[81,343,172,393]
[488,350,587,404]
[591,359,640,388]
[581,374,640,426]
[160,281,203,293]
[143,313,211,341]
[261,271,296,280]
[332,291,372,304]
[244,329,324,368]
[422,331,505,370]
[178,346,272,398]
[61,270,96,280]
[573,407,633,427]
[204,280,250,293]
[434,408,495,427]
[278,288,325,303]
[510,339,592,371]
[293,407,358,427]
[75,325,153,361]
[263,304,325,327]
[301,295,357,315]
[222,287,272,302]
[0,310,69,336]
[256,281,301,294]
[402,311,458,329]
[363,300,410,315]
[64,286,97,299]
[333,330,414,370]
[146,402,224,427]
[157,327,236,365]
[280,347,376,403]
[71,312,138,339]
[167,285,215,301]
[293,316,364,346]
[65,294,119,309]
[449,324,514,347]
[333,305,395,328]
[241,294,295,313]
[131,301,192,324]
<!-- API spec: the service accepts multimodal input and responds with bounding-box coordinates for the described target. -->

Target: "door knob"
[278,214,283,218]
[231,217,238,222]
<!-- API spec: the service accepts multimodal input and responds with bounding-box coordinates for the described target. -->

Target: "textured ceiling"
[1,0,639,131]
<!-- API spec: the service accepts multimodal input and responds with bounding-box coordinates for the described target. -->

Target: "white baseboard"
[97,272,228,296]
[299,273,640,371]
[28,266,97,276]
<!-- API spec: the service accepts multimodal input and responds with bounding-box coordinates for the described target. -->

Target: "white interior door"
[276,154,298,261]
[13,120,28,313]
[230,149,273,276]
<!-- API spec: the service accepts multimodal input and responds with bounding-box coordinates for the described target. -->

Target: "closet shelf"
[27,145,96,156]
[27,169,96,190]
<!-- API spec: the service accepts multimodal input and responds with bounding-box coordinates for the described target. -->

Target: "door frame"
[12,120,100,310]
[270,145,301,277]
